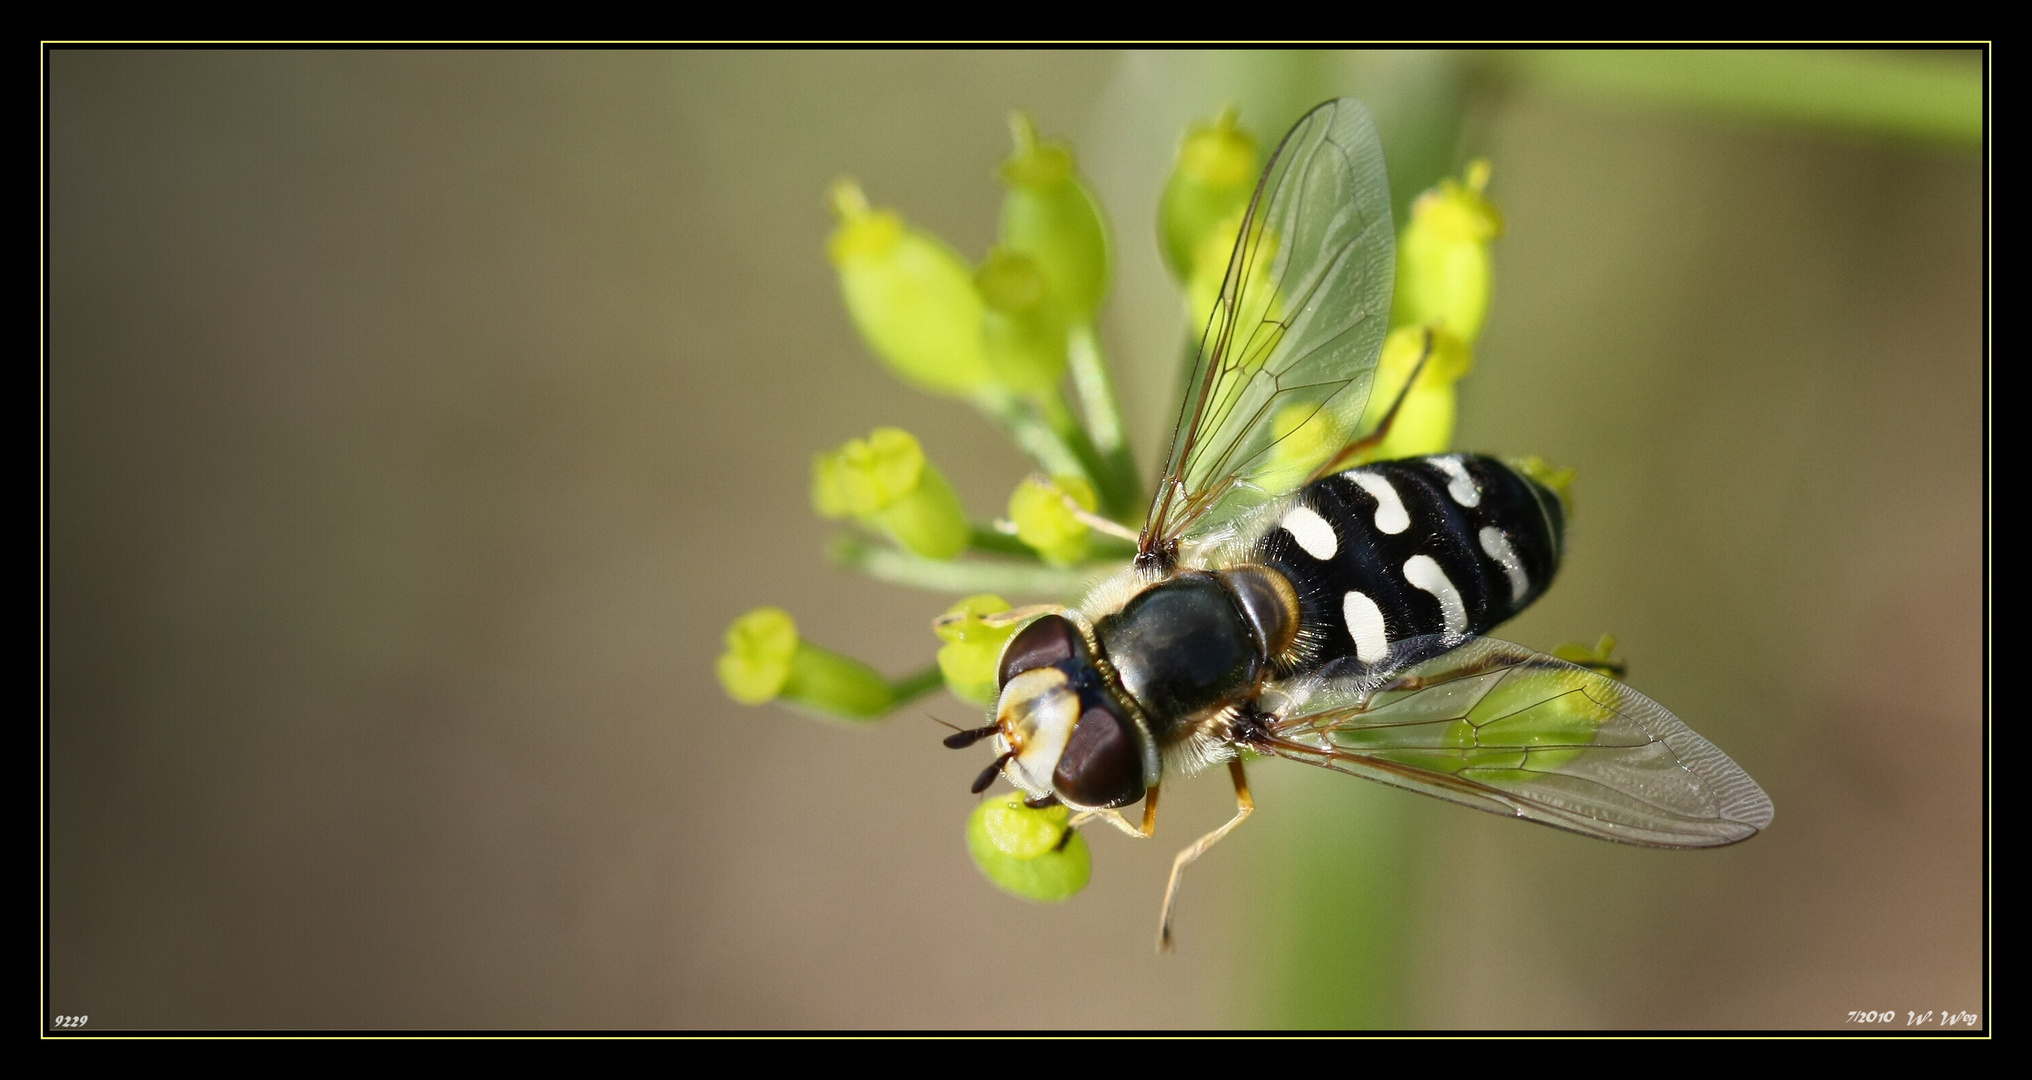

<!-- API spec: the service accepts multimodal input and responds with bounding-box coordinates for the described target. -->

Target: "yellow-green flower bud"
[933,594,1017,707]
[1159,106,1260,283]
[1508,455,1577,518]
[811,427,970,561]
[966,791,1091,902]
[878,464,969,562]
[1007,474,1098,567]
[809,452,854,520]
[1185,210,1240,340]
[827,179,994,397]
[810,428,915,519]
[1259,400,1355,495]
[717,606,799,705]
[976,248,1069,395]
[1553,634,1625,678]
[1184,208,1284,366]
[1445,659,1616,779]
[1355,326,1476,462]
[1392,159,1504,344]
[717,607,897,719]
[998,113,1111,325]
[1340,656,1613,781]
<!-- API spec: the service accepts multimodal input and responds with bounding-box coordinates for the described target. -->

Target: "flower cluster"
[718,107,1526,901]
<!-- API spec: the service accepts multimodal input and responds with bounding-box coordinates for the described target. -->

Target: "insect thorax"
[997,455,1564,803]
[1092,571,1272,743]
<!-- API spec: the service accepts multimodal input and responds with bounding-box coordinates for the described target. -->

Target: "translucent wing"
[1256,638,1774,847]
[1142,98,1394,559]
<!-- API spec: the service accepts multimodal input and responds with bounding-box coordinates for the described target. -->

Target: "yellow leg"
[937,603,1068,635]
[1157,761,1254,953]
[1309,327,1435,480]
[1055,482,1142,544]
[1069,784,1159,839]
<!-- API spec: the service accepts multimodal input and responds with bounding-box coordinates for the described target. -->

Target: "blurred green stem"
[972,386,1092,486]
[967,522,1038,558]
[1260,775,1417,1028]
[830,532,1106,597]
[1509,49,1983,148]
[1066,324,1141,519]
[888,664,946,706]
[1034,388,1120,512]
[970,519,1134,562]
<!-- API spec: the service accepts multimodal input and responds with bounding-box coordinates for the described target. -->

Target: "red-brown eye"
[997,613,1088,688]
[1052,701,1145,810]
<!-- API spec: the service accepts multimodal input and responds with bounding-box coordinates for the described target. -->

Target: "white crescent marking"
[1478,526,1530,604]
[1403,554,1468,635]
[1433,456,1481,507]
[1280,504,1338,561]
[1346,471,1410,534]
[1342,590,1390,663]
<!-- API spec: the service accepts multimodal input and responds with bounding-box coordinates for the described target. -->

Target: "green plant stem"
[888,664,946,707]
[973,521,1136,562]
[971,386,1091,485]
[1509,49,1982,148]
[1035,389,1116,497]
[1067,324,1143,519]
[967,522,1037,558]
[783,644,900,719]
[1086,534,1139,561]
[830,533,1111,597]
[1261,775,1417,1028]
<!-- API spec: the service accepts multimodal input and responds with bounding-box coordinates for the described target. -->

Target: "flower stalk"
[716,607,943,720]
[1065,324,1139,519]
[733,104,1528,918]
[827,532,1104,598]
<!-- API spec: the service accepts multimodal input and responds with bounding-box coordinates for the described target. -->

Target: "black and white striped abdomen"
[1253,455,1565,671]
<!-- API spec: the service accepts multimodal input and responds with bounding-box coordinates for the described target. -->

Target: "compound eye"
[1051,700,1146,810]
[997,613,1089,688]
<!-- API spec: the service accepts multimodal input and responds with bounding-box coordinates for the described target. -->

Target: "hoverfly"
[943,98,1773,950]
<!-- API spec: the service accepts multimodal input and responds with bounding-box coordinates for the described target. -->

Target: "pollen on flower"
[716,607,799,705]
[934,594,1017,707]
[966,792,1090,902]
[1162,106,1260,282]
[826,179,994,397]
[1509,455,1577,517]
[1000,112,1076,188]
[1394,162,1504,344]
[825,178,902,264]
[1008,474,1099,566]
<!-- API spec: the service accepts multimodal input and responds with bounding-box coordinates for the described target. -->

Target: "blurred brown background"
[47,50,1983,1029]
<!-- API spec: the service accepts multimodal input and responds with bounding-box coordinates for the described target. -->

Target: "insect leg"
[1552,634,1628,679]
[934,603,1069,639]
[1047,478,1143,544]
[1309,327,1436,480]
[976,603,1069,629]
[1068,784,1160,839]
[1157,761,1255,952]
